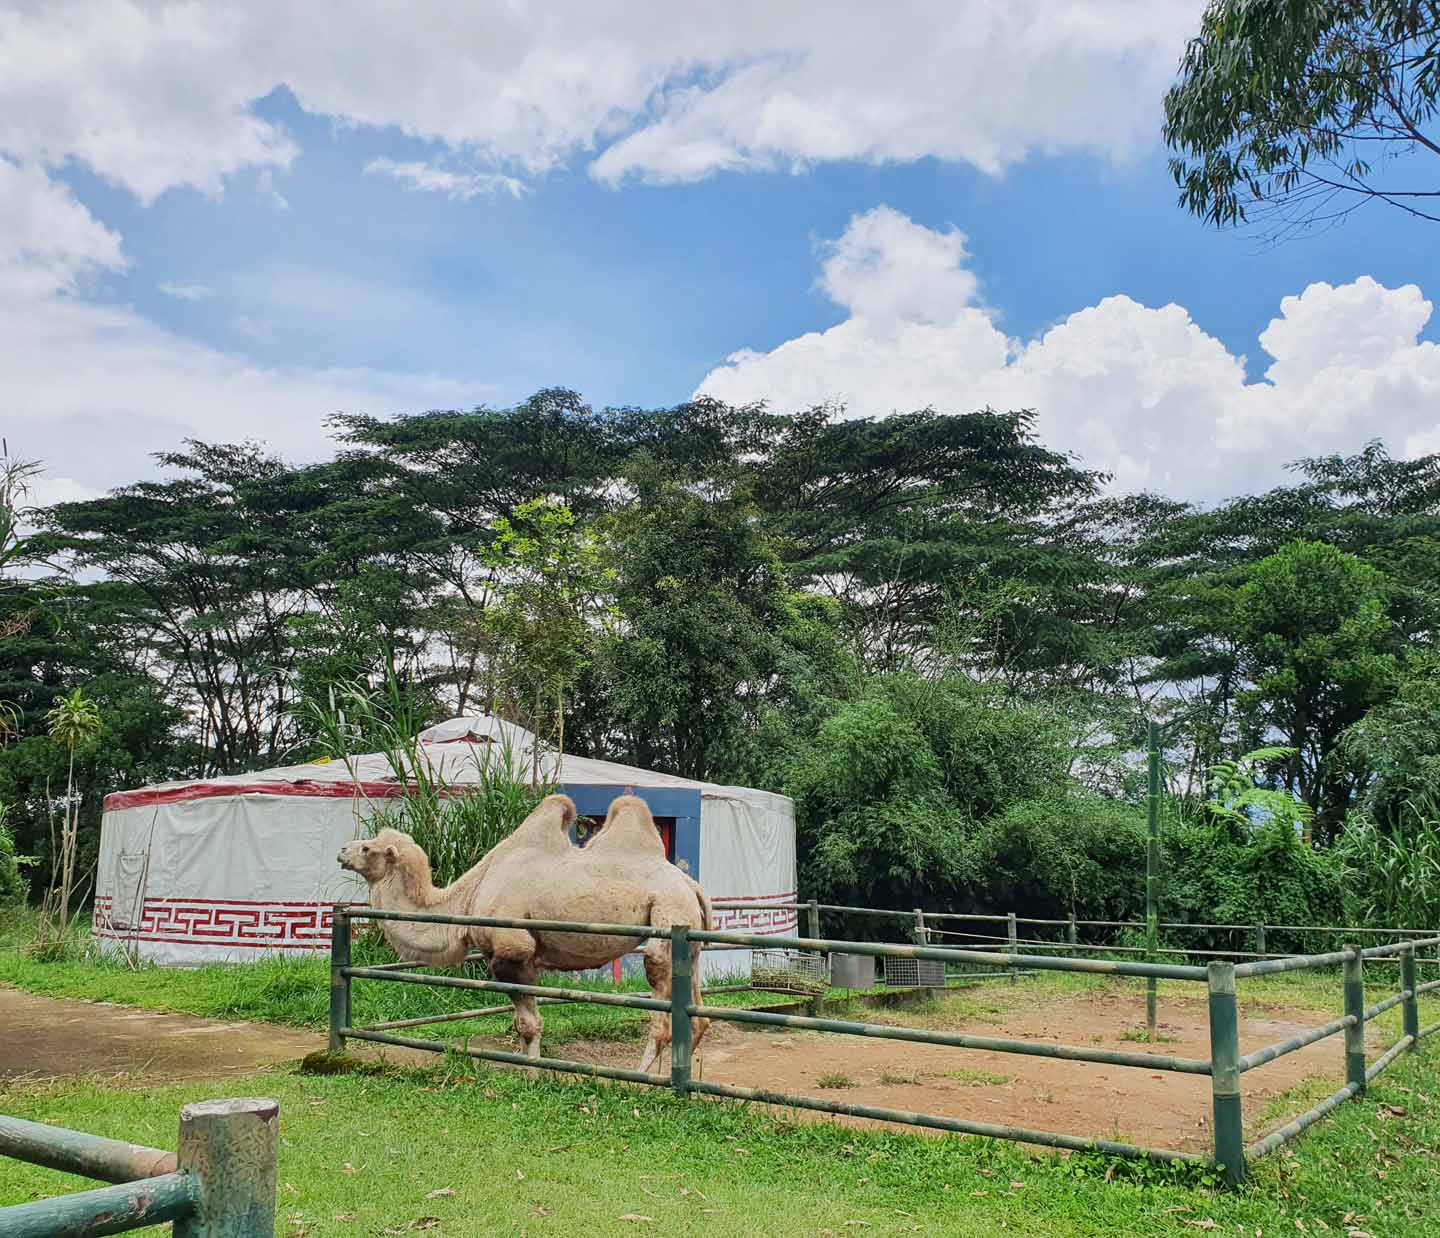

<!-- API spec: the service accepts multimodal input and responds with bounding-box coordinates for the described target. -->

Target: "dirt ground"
[0,988,321,1084]
[1,982,1371,1157]
[558,984,1376,1155]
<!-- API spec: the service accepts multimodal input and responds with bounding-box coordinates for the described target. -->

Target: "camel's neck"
[368,858,488,967]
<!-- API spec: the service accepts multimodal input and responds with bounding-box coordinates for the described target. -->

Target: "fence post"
[807,899,822,945]
[1146,720,1161,1040]
[1344,946,1366,1097]
[1067,913,1077,950]
[670,926,693,1099]
[329,906,351,1053]
[172,1098,279,1238]
[1206,961,1245,1187]
[1007,912,1018,985]
[1401,944,1420,1051]
[1254,923,1266,957]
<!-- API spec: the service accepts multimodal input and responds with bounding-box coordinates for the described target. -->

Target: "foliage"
[0,802,33,906]
[45,688,102,934]
[305,674,552,888]
[1342,654,1440,828]
[1338,791,1440,928]
[1165,0,1440,238]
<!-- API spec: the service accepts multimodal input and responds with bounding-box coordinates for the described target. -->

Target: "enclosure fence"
[0,1098,278,1237]
[329,905,1439,1186]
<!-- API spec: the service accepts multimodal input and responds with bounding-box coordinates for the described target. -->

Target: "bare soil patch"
[0,987,320,1083]
[552,983,1378,1155]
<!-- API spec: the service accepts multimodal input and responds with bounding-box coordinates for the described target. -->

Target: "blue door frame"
[561,783,702,879]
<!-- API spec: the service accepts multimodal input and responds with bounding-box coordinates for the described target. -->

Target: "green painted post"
[1401,944,1420,1051]
[329,906,351,1053]
[1067,914,1077,950]
[807,899,822,944]
[1206,961,1245,1187]
[1254,924,1266,957]
[670,926,693,1099]
[1344,947,1366,1096]
[173,1098,279,1238]
[1146,721,1161,1038]
[1007,912,1019,985]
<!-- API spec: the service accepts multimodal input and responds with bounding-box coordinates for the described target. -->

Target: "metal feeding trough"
[829,952,876,989]
[882,956,946,988]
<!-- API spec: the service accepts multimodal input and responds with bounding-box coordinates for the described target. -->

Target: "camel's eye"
[360,844,370,853]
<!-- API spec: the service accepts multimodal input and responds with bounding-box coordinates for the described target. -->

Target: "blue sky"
[6,2,1440,504]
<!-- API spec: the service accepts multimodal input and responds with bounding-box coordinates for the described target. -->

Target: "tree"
[1165,1,1440,238]
[1231,540,1400,838]
[46,688,101,932]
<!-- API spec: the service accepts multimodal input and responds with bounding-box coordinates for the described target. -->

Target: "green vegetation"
[4,399,1440,975]
[1165,0,1440,238]
[4,1054,1440,1236]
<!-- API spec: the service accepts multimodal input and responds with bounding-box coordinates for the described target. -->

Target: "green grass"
[0,927,795,1047]
[3,1052,1440,1236]
[815,1071,856,1089]
[935,1066,1010,1086]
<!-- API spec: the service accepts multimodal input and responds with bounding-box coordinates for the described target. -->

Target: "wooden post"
[1206,961,1245,1187]
[913,908,928,945]
[1067,914,1077,950]
[807,899,822,943]
[1401,944,1420,1050]
[1254,924,1266,957]
[173,1098,279,1238]
[1146,721,1161,1039]
[1344,947,1366,1097]
[1007,912,1018,985]
[329,906,351,1053]
[670,927,693,1099]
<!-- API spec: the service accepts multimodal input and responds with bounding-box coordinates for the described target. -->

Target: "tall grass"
[304,676,555,886]
[1340,790,1440,929]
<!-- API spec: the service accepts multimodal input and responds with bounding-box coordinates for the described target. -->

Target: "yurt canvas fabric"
[92,717,796,980]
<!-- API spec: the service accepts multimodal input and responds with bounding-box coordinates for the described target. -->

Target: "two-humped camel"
[337,793,711,1073]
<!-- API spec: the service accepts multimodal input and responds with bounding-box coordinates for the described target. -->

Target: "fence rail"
[331,904,1438,1189]
[0,1099,278,1238]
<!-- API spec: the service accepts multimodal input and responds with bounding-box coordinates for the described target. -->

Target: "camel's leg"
[636,943,672,1074]
[689,939,711,1056]
[489,931,543,1073]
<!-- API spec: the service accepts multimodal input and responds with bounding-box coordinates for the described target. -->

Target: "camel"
[337,792,712,1074]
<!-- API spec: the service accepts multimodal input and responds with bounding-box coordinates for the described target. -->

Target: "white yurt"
[91,716,797,980]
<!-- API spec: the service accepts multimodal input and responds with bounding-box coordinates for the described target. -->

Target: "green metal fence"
[0,1098,279,1237]
[330,903,1440,1187]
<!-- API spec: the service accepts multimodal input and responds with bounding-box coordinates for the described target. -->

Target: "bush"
[0,802,31,906]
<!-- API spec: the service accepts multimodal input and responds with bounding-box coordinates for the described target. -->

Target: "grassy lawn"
[0,921,804,1045]
[3,1051,1439,1237]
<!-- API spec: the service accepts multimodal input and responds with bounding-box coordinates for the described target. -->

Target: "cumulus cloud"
[0,2,1197,205]
[697,207,1440,502]
[365,157,524,201]
[0,156,127,296]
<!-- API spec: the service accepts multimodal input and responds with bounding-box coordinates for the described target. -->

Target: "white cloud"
[697,207,1440,502]
[158,281,212,302]
[364,157,524,201]
[0,154,487,493]
[0,156,127,296]
[0,2,1198,205]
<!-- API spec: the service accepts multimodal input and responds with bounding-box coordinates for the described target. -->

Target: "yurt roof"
[104,716,790,811]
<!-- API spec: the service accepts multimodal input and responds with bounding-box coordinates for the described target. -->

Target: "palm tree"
[47,689,101,933]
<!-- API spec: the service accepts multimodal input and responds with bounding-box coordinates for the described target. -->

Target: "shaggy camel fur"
[337,793,711,1073]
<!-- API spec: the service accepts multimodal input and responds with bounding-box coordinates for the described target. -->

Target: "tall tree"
[1165,0,1440,238]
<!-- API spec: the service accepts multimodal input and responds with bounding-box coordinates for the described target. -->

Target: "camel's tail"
[687,876,713,933]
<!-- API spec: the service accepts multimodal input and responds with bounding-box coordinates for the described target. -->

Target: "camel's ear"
[383,844,398,860]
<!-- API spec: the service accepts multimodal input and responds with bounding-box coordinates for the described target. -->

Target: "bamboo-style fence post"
[1146,720,1161,1038]
[1207,961,1244,1187]
[1344,947,1366,1096]
[173,1099,279,1238]
[670,927,693,1099]
[1401,944,1420,1050]
[329,906,351,1053]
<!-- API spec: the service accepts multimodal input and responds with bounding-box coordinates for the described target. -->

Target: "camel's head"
[337,828,414,884]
